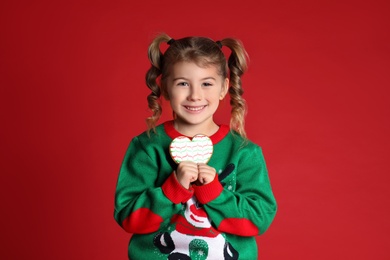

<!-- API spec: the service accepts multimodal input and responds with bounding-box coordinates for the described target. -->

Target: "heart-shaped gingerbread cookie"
[169,134,213,164]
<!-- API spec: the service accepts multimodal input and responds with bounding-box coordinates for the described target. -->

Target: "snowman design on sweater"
[153,196,238,260]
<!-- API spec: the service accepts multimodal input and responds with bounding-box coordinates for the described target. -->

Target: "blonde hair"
[145,33,249,137]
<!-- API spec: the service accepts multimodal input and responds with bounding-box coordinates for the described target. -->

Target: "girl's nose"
[187,86,202,101]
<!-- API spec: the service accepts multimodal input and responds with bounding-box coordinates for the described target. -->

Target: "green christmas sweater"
[114,121,277,260]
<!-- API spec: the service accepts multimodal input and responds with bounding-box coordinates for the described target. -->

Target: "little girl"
[114,33,277,260]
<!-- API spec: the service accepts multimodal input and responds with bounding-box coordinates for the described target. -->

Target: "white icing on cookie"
[169,134,213,164]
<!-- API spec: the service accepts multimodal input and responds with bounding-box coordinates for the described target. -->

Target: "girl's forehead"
[162,59,225,81]
[170,57,214,67]
[172,60,214,68]
[170,60,221,73]
[170,61,220,76]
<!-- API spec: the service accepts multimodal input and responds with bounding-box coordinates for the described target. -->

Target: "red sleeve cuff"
[193,175,223,204]
[162,172,194,204]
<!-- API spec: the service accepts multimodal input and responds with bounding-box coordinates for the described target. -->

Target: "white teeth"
[186,106,205,111]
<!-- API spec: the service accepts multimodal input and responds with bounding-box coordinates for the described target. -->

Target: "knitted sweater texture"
[114,121,277,260]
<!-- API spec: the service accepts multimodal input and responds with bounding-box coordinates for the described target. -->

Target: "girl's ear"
[220,78,229,100]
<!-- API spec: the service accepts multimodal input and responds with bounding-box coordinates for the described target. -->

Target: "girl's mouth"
[185,105,206,111]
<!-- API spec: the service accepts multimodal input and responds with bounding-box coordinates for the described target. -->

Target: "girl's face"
[166,61,228,136]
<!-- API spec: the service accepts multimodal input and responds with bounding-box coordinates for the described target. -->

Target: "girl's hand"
[196,163,216,185]
[176,161,198,189]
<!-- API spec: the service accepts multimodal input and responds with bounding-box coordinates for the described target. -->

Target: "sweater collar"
[164,120,229,144]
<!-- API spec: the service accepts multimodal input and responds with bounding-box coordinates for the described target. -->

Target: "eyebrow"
[172,77,216,81]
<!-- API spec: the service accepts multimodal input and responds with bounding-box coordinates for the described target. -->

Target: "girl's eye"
[202,82,213,87]
[177,82,189,86]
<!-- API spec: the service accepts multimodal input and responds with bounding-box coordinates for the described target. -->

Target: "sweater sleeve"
[114,137,193,234]
[196,145,277,236]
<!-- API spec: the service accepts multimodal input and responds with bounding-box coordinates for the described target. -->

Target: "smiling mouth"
[185,106,206,111]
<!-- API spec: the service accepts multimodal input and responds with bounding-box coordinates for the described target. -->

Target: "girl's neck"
[173,120,219,137]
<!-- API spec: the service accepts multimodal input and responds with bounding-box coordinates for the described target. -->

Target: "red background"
[1,0,389,259]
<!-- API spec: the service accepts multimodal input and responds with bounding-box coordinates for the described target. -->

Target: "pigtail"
[145,33,172,133]
[220,38,249,138]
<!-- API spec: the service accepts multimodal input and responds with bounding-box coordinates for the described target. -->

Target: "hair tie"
[216,40,222,48]
[167,38,175,45]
